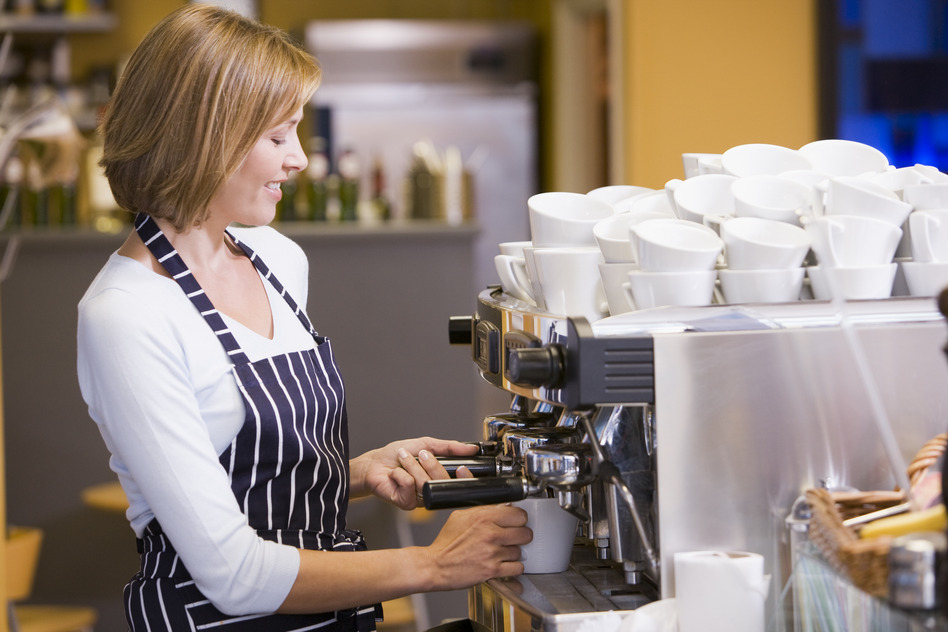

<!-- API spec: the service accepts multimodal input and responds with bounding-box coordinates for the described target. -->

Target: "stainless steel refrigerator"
[304,19,539,299]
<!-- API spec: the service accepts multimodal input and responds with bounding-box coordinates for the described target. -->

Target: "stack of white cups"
[494,139,948,315]
[718,217,811,304]
[622,219,723,310]
[902,183,948,297]
[805,174,910,300]
[493,191,615,323]
[593,191,676,315]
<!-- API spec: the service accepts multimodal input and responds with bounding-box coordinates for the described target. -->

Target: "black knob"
[448,316,474,345]
[506,345,565,388]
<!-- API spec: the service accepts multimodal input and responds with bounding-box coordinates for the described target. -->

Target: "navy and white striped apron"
[125,214,381,631]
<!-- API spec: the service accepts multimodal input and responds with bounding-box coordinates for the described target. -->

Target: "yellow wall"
[621,0,819,188]
[66,1,817,193]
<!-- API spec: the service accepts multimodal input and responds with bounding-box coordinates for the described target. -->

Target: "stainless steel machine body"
[448,288,948,631]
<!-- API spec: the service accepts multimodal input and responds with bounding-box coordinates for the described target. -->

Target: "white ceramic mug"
[498,240,532,257]
[599,261,639,315]
[666,174,738,224]
[531,246,608,322]
[721,217,812,270]
[681,152,723,179]
[798,139,889,177]
[632,218,724,272]
[587,184,654,208]
[718,267,805,304]
[863,167,931,200]
[513,496,579,574]
[914,164,948,183]
[804,214,902,267]
[824,176,913,227]
[903,182,948,211]
[807,263,898,301]
[909,209,948,263]
[901,261,948,297]
[593,213,639,263]
[624,269,718,309]
[494,254,536,305]
[799,138,889,176]
[625,190,677,217]
[731,174,814,225]
[721,143,812,177]
[528,191,615,247]
[780,169,831,216]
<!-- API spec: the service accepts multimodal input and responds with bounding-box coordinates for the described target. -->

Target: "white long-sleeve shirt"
[77,225,319,615]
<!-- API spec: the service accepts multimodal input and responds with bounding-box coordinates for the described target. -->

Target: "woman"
[76,5,530,631]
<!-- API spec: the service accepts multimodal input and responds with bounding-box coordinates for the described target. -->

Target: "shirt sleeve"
[77,274,300,615]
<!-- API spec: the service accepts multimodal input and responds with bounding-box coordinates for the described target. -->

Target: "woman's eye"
[272,137,287,146]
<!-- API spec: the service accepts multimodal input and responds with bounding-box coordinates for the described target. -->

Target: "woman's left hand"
[351,437,479,510]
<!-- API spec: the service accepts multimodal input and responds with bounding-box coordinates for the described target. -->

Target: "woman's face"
[208,107,307,227]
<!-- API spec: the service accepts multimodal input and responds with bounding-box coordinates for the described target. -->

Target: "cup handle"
[495,255,537,305]
[918,212,938,263]
[622,281,638,311]
[664,178,683,219]
[822,217,844,267]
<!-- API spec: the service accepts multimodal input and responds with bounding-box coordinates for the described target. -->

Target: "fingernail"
[419,450,431,461]
[398,448,410,459]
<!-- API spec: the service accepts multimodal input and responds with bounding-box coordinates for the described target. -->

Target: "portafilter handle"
[422,477,531,509]
[434,456,511,478]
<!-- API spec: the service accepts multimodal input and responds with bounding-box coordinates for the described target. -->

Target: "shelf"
[0,219,480,246]
[0,12,117,34]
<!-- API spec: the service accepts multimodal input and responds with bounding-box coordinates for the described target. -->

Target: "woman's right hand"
[423,504,532,590]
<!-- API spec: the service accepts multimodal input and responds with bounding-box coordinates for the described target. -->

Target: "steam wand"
[577,411,661,581]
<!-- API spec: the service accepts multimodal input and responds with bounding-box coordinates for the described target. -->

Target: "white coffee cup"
[682,152,723,179]
[807,263,898,300]
[632,218,724,272]
[521,245,549,310]
[593,213,639,263]
[698,154,725,175]
[731,174,815,225]
[901,261,948,297]
[721,143,812,177]
[599,261,639,315]
[909,209,948,263]
[824,176,913,227]
[528,192,615,247]
[805,214,903,267]
[513,496,579,574]
[666,174,738,224]
[863,167,932,200]
[531,246,607,322]
[780,169,831,217]
[494,254,536,305]
[914,164,948,184]
[625,190,677,217]
[904,182,948,211]
[587,185,654,208]
[719,267,805,304]
[624,269,718,309]
[721,217,812,270]
[798,139,889,176]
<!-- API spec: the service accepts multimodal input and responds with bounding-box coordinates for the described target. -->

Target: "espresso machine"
[425,285,948,631]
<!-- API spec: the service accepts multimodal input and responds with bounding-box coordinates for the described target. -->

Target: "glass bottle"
[337,149,360,222]
[306,138,329,221]
[370,155,391,221]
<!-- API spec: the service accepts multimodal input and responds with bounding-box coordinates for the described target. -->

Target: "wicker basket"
[804,433,947,598]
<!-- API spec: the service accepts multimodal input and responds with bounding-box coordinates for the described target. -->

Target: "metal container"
[889,531,947,610]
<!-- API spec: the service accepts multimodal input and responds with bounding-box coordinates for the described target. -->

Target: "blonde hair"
[99,3,321,230]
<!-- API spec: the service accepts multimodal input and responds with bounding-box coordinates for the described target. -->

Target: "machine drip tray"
[470,544,656,632]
